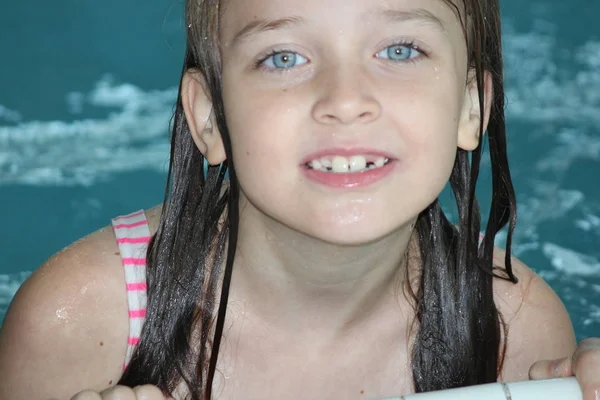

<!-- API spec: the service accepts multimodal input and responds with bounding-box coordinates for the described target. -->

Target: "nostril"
[312,95,381,125]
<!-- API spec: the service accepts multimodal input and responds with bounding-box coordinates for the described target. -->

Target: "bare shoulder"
[492,246,577,382]
[145,204,163,234]
[0,206,161,399]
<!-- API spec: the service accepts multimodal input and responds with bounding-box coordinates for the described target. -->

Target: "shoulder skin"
[0,206,162,400]
[493,247,577,382]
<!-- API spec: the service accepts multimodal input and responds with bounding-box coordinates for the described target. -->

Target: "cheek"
[396,80,461,148]
[222,82,300,181]
[388,79,461,185]
[223,75,307,137]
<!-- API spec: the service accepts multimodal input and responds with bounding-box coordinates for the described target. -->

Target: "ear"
[457,69,493,151]
[181,69,226,165]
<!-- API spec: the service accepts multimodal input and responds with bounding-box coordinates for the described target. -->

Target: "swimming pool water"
[0,0,599,340]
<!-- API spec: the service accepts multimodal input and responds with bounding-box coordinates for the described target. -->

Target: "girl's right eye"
[259,51,308,70]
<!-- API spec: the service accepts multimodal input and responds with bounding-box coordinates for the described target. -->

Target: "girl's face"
[218,0,478,245]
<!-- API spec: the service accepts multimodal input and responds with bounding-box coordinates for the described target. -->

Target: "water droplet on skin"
[56,307,68,320]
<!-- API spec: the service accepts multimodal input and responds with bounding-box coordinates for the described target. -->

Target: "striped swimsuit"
[111,210,151,371]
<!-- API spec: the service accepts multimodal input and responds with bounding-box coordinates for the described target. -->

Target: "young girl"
[1,0,599,399]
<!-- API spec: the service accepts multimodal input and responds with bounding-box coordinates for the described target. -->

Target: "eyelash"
[377,40,429,63]
[253,39,429,72]
[253,48,304,71]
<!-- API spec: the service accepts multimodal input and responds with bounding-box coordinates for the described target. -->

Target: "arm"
[493,249,577,382]
[0,226,130,400]
[493,249,600,399]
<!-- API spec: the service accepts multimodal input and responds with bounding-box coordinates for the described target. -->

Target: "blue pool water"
[0,0,599,341]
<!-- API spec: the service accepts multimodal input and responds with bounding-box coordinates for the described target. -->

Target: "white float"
[382,378,582,400]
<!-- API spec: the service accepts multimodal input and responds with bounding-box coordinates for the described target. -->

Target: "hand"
[70,385,171,400]
[529,338,600,400]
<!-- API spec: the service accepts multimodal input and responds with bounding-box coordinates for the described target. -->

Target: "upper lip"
[300,147,397,165]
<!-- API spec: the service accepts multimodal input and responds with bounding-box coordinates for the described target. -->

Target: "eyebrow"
[380,8,447,32]
[230,8,446,46]
[230,16,304,46]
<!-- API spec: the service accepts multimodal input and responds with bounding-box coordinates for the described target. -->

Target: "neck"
[228,197,417,345]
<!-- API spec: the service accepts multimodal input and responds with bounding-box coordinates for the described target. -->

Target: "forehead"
[220,0,465,44]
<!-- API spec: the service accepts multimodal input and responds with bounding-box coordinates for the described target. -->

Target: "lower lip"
[302,161,396,189]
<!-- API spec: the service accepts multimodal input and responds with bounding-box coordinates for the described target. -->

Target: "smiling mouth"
[305,155,391,173]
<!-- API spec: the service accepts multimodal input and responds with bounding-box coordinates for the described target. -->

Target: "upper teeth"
[308,155,388,173]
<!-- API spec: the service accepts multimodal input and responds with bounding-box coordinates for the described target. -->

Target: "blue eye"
[376,43,422,61]
[262,51,308,69]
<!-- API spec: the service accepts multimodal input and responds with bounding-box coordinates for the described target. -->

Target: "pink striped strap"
[111,210,151,371]
[122,257,147,265]
[128,336,141,345]
[129,309,147,318]
[117,237,152,244]
[114,220,149,230]
[127,282,147,291]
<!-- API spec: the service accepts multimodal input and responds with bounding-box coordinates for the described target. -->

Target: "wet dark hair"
[119,0,517,398]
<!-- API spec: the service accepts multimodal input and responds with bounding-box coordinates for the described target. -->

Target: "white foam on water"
[0,105,22,124]
[0,271,31,317]
[582,304,600,327]
[504,28,600,126]
[502,31,600,237]
[542,242,600,276]
[535,129,600,174]
[511,185,587,248]
[0,76,176,187]
[575,213,600,232]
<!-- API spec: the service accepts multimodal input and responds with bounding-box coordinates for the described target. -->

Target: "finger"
[133,385,167,400]
[572,337,600,367]
[529,356,572,379]
[99,386,138,400]
[571,339,600,400]
[70,390,103,400]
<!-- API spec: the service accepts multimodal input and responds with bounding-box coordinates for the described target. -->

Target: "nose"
[311,63,381,125]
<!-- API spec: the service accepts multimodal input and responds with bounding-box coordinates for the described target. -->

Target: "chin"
[305,220,405,247]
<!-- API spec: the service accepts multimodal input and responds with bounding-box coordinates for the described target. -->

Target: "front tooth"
[320,158,332,168]
[331,156,349,173]
[349,155,367,172]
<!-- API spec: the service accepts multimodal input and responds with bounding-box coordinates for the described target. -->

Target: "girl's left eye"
[262,51,308,69]
[376,43,422,61]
